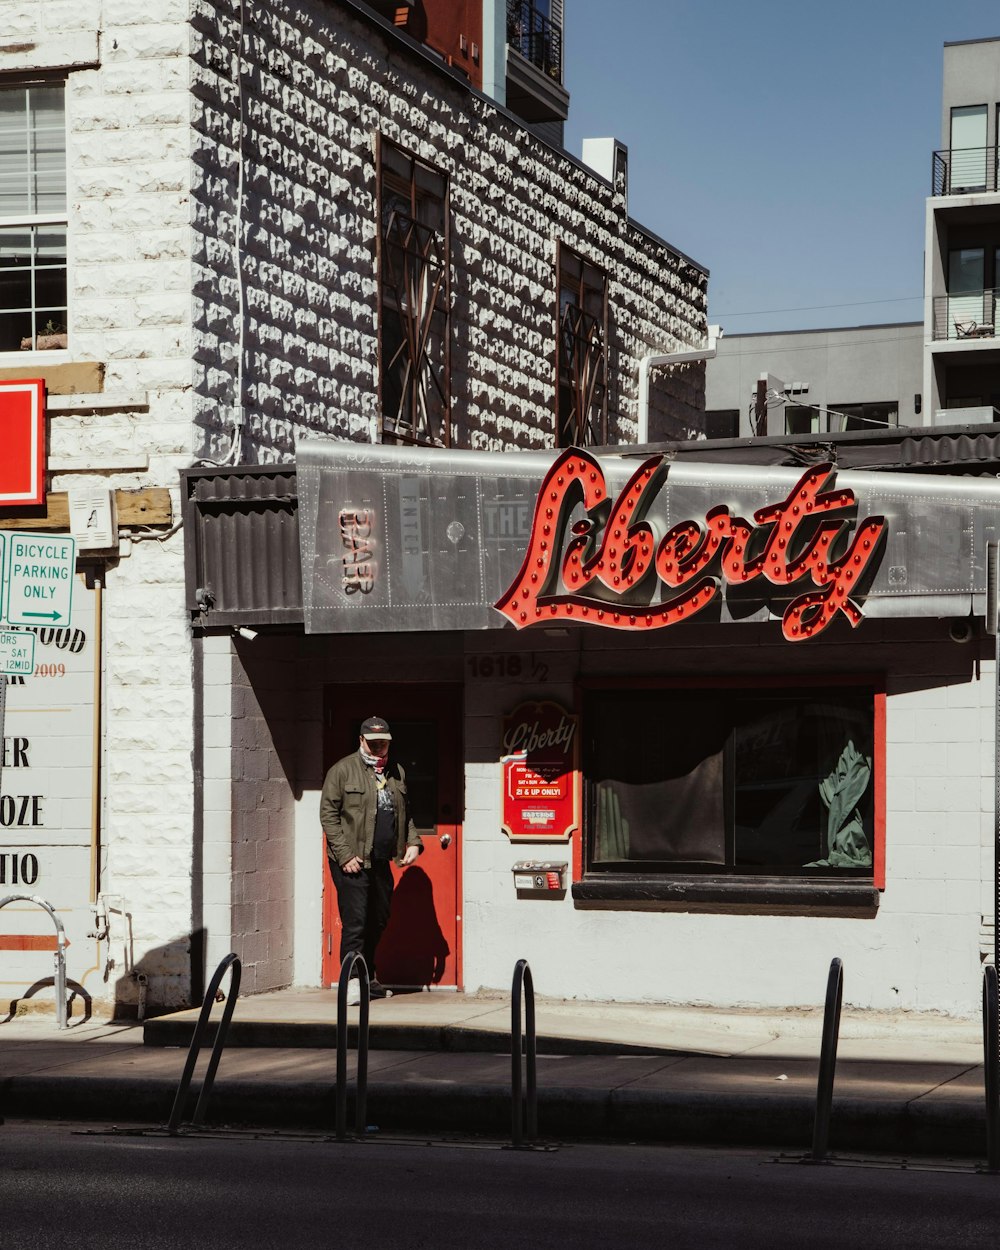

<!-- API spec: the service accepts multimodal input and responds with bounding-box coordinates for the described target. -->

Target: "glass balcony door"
[949,247,985,337]
[950,105,987,192]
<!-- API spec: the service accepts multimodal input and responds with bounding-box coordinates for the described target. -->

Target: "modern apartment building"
[708,37,1000,439]
[925,36,1000,425]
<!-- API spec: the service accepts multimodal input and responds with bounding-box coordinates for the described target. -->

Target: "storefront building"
[184,434,1000,1017]
[7,0,996,1021]
[0,0,709,1013]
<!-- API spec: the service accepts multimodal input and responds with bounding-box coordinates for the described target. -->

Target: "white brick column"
[201,633,234,972]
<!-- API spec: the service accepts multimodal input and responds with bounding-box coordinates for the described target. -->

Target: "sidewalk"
[0,989,991,1160]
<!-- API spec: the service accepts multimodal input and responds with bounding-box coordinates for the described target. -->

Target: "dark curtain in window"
[591,694,727,864]
[587,687,875,876]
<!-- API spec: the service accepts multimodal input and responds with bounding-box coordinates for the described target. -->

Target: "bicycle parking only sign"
[4,533,75,627]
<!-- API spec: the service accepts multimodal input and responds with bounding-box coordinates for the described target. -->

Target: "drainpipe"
[637,325,723,443]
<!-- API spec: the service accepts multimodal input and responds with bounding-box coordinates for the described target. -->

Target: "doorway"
[321,683,463,989]
[949,104,987,192]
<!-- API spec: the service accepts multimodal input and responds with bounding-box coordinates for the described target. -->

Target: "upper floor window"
[557,245,607,447]
[781,401,898,435]
[377,137,450,447]
[949,104,988,194]
[828,402,898,433]
[0,84,67,353]
[506,0,563,81]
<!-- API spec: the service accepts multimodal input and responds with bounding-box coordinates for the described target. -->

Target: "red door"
[322,684,462,989]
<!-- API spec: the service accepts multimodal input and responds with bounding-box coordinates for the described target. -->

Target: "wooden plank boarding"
[0,487,172,530]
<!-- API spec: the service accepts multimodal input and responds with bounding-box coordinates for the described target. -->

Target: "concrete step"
[141,1013,682,1056]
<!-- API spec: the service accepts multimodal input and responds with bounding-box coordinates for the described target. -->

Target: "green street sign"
[0,629,34,676]
[4,532,76,626]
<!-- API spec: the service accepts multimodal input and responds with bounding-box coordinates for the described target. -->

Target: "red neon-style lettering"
[496,449,887,641]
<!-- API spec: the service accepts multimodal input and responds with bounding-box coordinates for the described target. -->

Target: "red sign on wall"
[501,700,579,841]
[0,380,45,507]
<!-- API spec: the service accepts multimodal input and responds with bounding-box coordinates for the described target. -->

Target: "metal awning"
[180,431,1000,634]
[296,440,1000,637]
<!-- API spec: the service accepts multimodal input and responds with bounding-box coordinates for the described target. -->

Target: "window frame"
[555,241,608,447]
[825,401,899,433]
[784,402,899,436]
[0,79,69,360]
[573,674,885,911]
[375,132,451,448]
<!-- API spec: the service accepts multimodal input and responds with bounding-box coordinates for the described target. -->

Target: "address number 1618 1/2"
[467,655,549,681]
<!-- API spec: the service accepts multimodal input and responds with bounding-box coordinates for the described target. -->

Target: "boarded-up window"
[378,137,450,447]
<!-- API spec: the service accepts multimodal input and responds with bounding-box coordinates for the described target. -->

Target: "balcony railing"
[932,146,999,195]
[932,289,998,340]
[506,0,562,81]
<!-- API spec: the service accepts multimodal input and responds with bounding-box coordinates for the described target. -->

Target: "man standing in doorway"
[320,716,422,1004]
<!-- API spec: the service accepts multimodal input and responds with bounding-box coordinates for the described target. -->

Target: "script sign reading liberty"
[5,533,75,627]
[494,450,887,642]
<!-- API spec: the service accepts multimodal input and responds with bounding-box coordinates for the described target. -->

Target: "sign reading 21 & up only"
[501,701,579,842]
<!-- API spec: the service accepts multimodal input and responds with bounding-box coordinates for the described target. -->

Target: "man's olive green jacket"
[320,750,422,868]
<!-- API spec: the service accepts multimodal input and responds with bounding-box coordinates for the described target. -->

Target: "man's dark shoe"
[369,981,393,999]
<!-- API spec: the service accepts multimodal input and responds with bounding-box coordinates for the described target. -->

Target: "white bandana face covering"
[360,743,386,773]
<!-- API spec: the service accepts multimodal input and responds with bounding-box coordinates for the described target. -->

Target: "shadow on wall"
[233,635,302,799]
[113,930,205,1021]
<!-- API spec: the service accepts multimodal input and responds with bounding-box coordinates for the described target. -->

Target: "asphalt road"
[5,1122,1000,1249]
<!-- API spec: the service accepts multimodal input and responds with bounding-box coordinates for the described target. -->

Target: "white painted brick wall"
[0,0,201,1009]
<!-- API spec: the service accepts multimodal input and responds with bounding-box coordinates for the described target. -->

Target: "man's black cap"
[360,716,392,740]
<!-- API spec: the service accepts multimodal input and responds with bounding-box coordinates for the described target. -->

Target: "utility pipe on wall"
[89,574,103,903]
[637,325,723,444]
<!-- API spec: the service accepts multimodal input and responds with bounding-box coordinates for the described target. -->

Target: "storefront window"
[586,685,876,880]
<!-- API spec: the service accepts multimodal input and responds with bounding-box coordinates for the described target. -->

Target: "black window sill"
[572,874,879,917]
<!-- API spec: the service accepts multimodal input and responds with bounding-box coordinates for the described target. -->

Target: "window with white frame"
[0,84,67,353]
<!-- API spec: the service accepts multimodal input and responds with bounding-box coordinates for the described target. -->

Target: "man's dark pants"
[330,858,394,981]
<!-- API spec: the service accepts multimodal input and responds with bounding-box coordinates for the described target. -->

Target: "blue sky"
[564,1,996,334]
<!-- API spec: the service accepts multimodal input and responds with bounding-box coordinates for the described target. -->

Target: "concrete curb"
[0,1072,989,1160]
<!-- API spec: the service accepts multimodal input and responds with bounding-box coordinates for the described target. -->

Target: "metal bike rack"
[0,895,69,1029]
[510,958,538,1148]
[166,953,241,1135]
[810,956,844,1162]
[984,964,1000,1173]
[335,952,370,1141]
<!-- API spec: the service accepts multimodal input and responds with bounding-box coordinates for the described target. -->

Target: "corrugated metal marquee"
[296,440,1000,636]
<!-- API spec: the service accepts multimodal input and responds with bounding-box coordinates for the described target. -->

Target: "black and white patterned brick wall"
[190,0,708,464]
